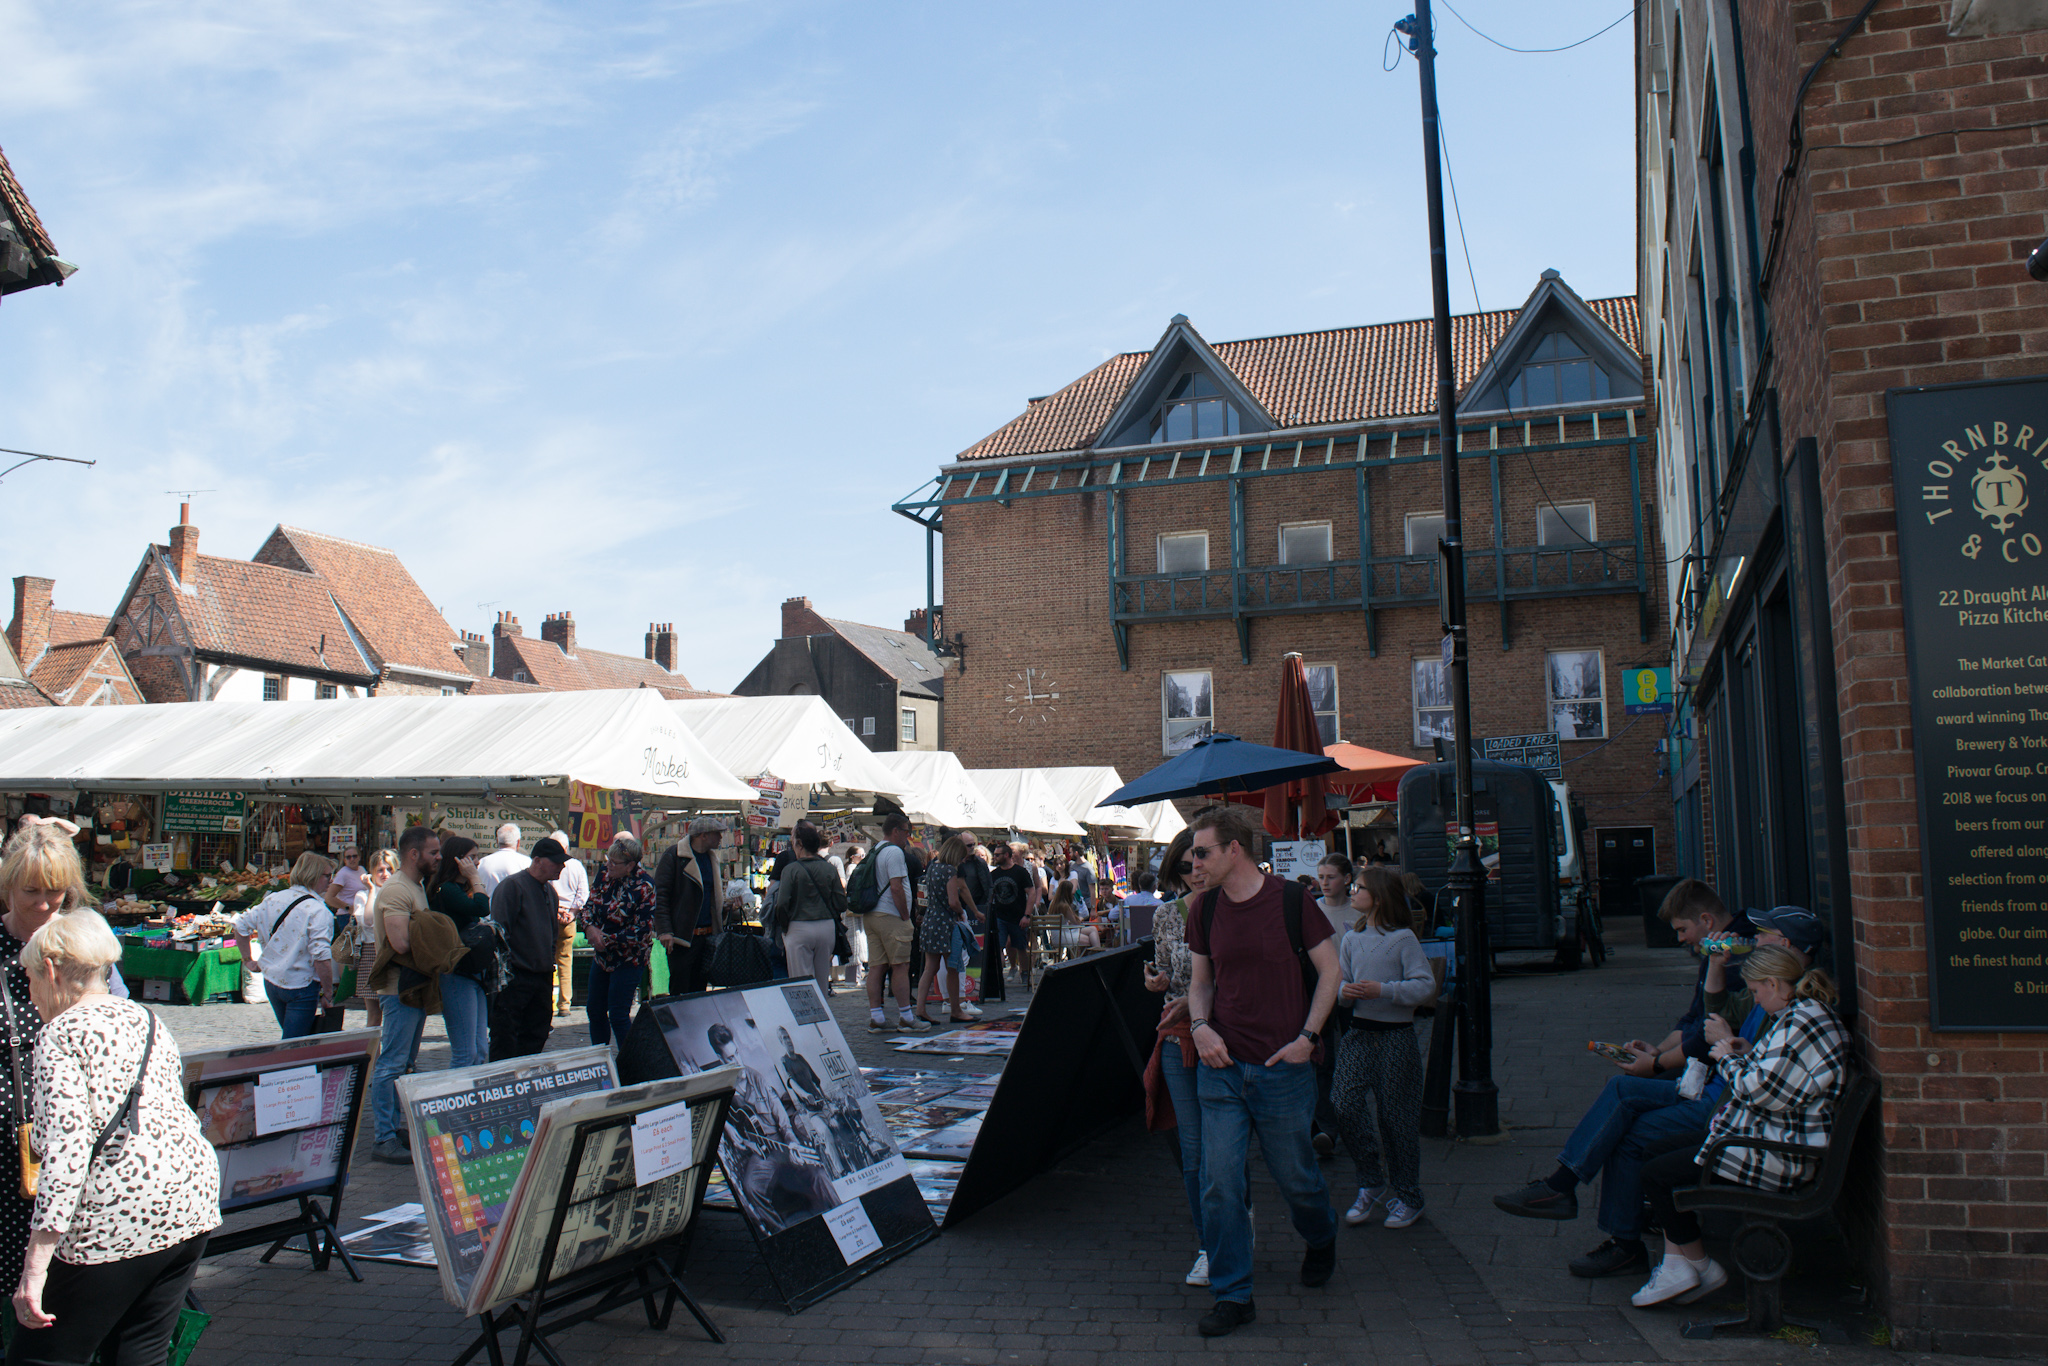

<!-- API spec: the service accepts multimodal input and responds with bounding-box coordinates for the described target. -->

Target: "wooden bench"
[1672,1069,1880,1342]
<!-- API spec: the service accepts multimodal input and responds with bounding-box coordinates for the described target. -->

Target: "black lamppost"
[1397,1,1498,1138]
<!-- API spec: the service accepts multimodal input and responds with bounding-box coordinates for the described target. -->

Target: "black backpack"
[1197,879,1319,1002]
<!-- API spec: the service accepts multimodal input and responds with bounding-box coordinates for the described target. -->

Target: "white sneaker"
[897,1015,931,1033]
[1630,1255,1702,1307]
[1382,1196,1422,1229]
[1185,1250,1210,1286]
[1676,1256,1728,1304]
[1344,1186,1385,1227]
[959,1002,983,1019]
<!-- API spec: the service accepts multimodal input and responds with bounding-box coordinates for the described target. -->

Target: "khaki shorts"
[862,912,915,967]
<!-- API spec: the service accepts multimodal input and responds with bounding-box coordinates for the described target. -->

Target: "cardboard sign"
[823,1199,883,1265]
[327,825,358,854]
[142,843,174,872]
[1269,839,1328,881]
[254,1065,323,1135]
[629,1098,696,1187]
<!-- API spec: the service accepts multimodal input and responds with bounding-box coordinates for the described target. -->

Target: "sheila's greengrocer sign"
[1885,378,2048,1032]
[163,790,247,834]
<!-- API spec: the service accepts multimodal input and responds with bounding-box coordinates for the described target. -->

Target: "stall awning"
[868,751,1005,831]
[964,768,1088,838]
[1021,766,1189,843]
[667,697,906,800]
[0,690,758,803]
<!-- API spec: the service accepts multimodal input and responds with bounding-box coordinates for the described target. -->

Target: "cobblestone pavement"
[157,940,1979,1366]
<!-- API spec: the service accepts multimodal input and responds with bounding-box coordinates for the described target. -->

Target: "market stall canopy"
[667,696,907,800]
[964,768,1088,838]
[1099,733,1340,807]
[997,766,1187,843]
[0,689,758,803]
[868,751,1003,831]
[1319,741,1424,803]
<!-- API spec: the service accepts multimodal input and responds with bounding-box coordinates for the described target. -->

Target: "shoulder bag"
[1,972,35,1199]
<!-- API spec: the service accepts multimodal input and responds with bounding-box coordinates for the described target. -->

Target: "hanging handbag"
[706,924,774,987]
[1,972,34,1200]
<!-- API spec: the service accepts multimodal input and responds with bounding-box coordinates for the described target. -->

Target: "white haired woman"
[12,910,219,1365]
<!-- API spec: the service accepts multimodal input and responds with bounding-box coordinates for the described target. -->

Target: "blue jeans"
[371,994,427,1145]
[1555,1075,1718,1239]
[440,973,490,1070]
[1160,1038,1206,1243]
[947,922,978,973]
[265,979,320,1039]
[990,917,1030,954]
[586,961,641,1047]
[1197,1059,1337,1304]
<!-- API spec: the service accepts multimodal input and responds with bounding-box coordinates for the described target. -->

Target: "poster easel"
[182,1028,382,1281]
[451,1077,737,1366]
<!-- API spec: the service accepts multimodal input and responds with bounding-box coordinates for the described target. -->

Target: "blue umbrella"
[1100,733,1341,807]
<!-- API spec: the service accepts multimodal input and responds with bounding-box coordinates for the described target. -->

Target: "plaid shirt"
[1698,998,1849,1192]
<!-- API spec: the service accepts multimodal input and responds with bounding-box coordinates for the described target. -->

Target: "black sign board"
[1885,378,2048,1032]
[1482,731,1562,780]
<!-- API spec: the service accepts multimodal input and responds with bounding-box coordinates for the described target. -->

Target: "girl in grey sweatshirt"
[1331,866,1436,1230]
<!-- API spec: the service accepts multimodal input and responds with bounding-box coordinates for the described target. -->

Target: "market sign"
[163,790,247,834]
[1885,378,2048,1031]
[1481,732,1561,780]
[1623,667,1674,715]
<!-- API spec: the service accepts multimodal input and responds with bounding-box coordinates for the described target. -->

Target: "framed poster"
[1885,378,2048,1030]
[182,1028,379,1213]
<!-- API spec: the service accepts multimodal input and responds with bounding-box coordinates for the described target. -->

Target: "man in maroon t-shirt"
[1183,805,1341,1337]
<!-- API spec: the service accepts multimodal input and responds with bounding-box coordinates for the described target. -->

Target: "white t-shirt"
[872,842,910,919]
[330,863,368,905]
[232,886,334,990]
[554,855,589,912]
[478,847,531,894]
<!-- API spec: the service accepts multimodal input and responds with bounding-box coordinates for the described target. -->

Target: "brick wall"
[112,553,198,704]
[1747,3,2048,1354]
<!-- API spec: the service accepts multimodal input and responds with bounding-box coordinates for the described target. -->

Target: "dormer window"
[1508,332,1614,408]
[1149,372,1242,443]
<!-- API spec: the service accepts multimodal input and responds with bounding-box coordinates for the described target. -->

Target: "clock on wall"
[1004,668,1061,726]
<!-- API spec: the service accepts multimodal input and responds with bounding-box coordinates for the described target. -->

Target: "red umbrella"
[1262,654,1336,838]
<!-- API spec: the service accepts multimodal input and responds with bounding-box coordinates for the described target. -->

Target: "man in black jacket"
[655,816,730,993]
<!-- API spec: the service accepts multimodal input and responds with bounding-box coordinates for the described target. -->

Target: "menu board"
[1885,378,2048,1031]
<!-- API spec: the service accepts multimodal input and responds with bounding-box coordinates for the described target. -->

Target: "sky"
[0,0,1638,692]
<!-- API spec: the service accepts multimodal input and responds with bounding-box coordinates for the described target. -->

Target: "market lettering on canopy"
[640,747,692,786]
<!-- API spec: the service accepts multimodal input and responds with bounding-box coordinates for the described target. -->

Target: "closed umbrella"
[1263,653,1335,838]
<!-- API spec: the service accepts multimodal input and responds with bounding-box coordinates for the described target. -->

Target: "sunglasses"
[1189,843,1229,861]
[1174,859,1194,876]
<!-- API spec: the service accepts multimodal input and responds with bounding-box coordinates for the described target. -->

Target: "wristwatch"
[1299,1028,1321,1044]
[1191,1018,1210,1032]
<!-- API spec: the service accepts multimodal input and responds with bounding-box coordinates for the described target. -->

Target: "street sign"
[1482,732,1562,780]
[1623,667,1674,715]
[1441,632,1455,666]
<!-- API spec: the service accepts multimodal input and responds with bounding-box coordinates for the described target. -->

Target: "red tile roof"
[0,684,52,709]
[48,610,108,644]
[24,639,135,705]
[494,635,714,698]
[466,675,547,696]
[254,527,465,680]
[957,295,1640,461]
[173,551,377,683]
[0,144,57,259]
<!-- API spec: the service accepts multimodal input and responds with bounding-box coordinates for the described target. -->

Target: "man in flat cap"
[491,836,569,1059]
[656,816,731,994]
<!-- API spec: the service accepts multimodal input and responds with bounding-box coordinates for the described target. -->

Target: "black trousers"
[9,1231,207,1366]
[1639,1147,1707,1246]
[667,936,713,996]
[489,970,553,1060]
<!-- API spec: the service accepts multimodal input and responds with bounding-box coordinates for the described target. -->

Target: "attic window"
[1508,332,1613,408]
[513,670,529,683]
[911,660,927,671]
[1149,371,1242,443]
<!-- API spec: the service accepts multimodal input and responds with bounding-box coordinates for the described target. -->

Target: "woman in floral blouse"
[579,836,657,1048]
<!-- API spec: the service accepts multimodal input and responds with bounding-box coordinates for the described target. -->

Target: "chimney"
[904,607,928,639]
[7,577,54,666]
[168,503,200,584]
[781,596,831,639]
[459,630,490,677]
[541,611,576,657]
[491,612,521,679]
[645,622,677,672]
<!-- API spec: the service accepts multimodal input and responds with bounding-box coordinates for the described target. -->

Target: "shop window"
[1404,512,1445,555]
[263,676,282,701]
[900,708,917,743]
[1508,332,1614,408]
[1547,648,1607,740]
[1162,669,1213,754]
[1279,522,1333,564]
[1537,503,1596,546]
[1412,659,1453,748]
[1149,371,1242,443]
[1305,663,1339,746]
[317,683,338,700]
[1158,532,1209,573]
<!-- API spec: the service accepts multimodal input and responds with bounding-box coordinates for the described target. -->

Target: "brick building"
[1639,1,2048,1354]
[896,273,1672,875]
[4,578,142,706]
[732,598,948,751]
[485,611,720,699]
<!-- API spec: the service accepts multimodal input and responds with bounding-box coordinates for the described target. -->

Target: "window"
[1547,649,1607,740]
[1508,332,1614,408]
[316,682,338,700]
[1404,512,1445,555]
[1537,503,1596,546]
[900,708,917,743]
[1162,670,1213,755]
[262,676,282,702]
[1305,663,1339,746]
[1149,371,1242,443]
[1412,659,1453,748]
[513,670,529,683]
[843,717,857,732]
[1279,522,1333,564]
[862,717,876,737]
[440,686,457,697]
[1158,532,1209,573]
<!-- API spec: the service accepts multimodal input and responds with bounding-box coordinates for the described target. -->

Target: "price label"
[823,1198,883,1266]
[254,1065,323,1135]
[327,825,357,854]
[141,844,173,872]
[629,1099,695,1187]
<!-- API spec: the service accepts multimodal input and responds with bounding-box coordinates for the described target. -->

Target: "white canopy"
[869,751,1005,831]
[1028,766,1188,843]
[0,689,758,803]
[964,768,1088,838]
[667,697,906,799]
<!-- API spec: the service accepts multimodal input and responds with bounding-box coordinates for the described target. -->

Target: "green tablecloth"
[117,941,242,1004]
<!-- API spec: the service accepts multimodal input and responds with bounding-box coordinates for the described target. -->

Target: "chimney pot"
[647,621,677,673]
[781,596,830,640]
[7,577,54,667]
[167,515,200,585]
[540,611,576,657]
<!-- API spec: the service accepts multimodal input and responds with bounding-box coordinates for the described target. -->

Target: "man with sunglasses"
[1182,806,1342,1337]
[985,843,1037,981]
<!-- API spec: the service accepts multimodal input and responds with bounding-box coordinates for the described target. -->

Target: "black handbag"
[452,918,500,985]
[706,924,774,987]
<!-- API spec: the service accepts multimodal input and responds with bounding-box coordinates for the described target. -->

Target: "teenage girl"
[1331,865,1436,1231]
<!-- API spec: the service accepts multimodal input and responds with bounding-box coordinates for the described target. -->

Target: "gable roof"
[0,144,74,297]
[48,610,109,644]
[0,632,50,708]
[493,634,716,700]
[465,674,548,696]
[172,550,378,683]
[254,527,466,680]
[26,640,122,704]
[823,617,947,699]
[957,290,1640,461]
